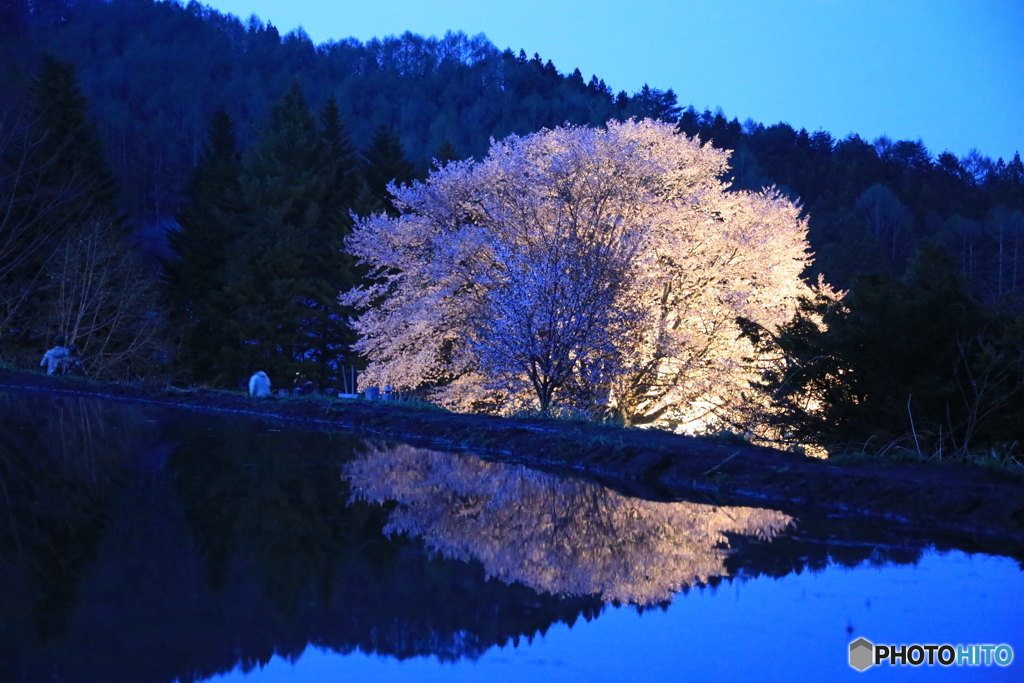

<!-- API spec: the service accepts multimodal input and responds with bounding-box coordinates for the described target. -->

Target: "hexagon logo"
[849,637,874,671]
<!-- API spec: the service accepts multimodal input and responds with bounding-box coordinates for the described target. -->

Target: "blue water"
[204,551,1021,682]
[0,390,1020,682]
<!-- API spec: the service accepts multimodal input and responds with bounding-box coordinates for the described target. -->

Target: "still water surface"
[0,390,1020,682]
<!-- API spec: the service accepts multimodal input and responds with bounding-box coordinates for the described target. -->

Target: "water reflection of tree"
[0,391,156,642]
[0,394,933,683]
[2,399,607,681]
[165,422,605,666]
[344,445,794,606]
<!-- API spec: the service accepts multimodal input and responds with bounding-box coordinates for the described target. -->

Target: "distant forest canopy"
[2,0,1022,293]
[0,0,678,232]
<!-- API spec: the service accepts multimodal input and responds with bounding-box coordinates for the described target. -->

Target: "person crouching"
[248,371,272,397]
[40,336,72,375]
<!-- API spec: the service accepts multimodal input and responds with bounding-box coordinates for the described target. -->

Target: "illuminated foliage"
[344,119,813,427]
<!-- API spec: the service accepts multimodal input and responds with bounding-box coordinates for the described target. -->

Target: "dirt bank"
[2,368,1022,553]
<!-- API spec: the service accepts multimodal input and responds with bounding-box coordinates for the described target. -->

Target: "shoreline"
[2,368,1023,555]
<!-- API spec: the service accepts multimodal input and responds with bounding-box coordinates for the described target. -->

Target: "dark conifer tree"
[215,84,360,388]
[5,55,166,376]
[317,95,364,369]
[628,84,681,123]
[29,54,119,218]
[745,243,1024,456]
[1,55,119,351]
[319,96,362,214]
[165,110,245,383]
[362,125,416,216]
[431,140,461,169]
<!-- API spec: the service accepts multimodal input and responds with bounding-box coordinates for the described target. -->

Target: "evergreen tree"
[5,56,166,377]
[216,84,360,388]
[29,53,119,218]
[361,125,416,216]
[745,243,1024,457]
[165,110,245,383]
[627,84,681,123]
[319,96,362,213]
[2,55,122,354]
[317,96,364,367]
[1,53,120,293]
[432,139,462,169]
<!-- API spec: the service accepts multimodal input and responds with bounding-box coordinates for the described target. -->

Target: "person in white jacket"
[40,336,72,375]
[248,371,272,397]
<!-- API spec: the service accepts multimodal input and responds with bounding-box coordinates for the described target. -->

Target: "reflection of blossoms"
[343,444,792,606]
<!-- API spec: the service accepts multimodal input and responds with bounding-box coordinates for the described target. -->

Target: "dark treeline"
[0,0,656,227]
[677,110,1024,461]
[1,0,1022,460]
[677,109,1024,293]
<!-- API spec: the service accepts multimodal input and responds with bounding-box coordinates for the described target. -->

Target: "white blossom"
[343,119,813,427]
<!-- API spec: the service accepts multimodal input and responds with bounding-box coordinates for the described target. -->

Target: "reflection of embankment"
[344,444,794,606]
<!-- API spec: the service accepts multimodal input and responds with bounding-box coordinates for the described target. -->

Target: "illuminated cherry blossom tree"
[343,119,813,427]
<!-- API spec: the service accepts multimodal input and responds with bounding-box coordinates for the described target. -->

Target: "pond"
[0,390,1020,682]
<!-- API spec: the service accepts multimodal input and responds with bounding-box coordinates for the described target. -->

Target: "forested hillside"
[3,0,1021,290]
[0,0,665,230]
[1,0,1022,461]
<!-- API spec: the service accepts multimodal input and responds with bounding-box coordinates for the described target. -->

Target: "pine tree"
[319,96,362,214]
[361,125,416,216]
[318,97,366,366]
[432,140,461,169]
[215,84,360,388]
[2,55,122,355]
[29,54,119,219]
[1,53,121,294]
[745,243,1024,456]
[165,110,245,383]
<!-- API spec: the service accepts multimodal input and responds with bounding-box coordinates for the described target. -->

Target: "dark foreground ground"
[3,369,1023,557]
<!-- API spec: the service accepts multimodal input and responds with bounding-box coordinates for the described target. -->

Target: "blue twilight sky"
[201,0,1023,162]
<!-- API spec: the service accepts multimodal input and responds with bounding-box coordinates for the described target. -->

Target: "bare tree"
[44,218,165,379]
[0,107,165,376]
[855,182,912,262]
[0,110,97,340]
